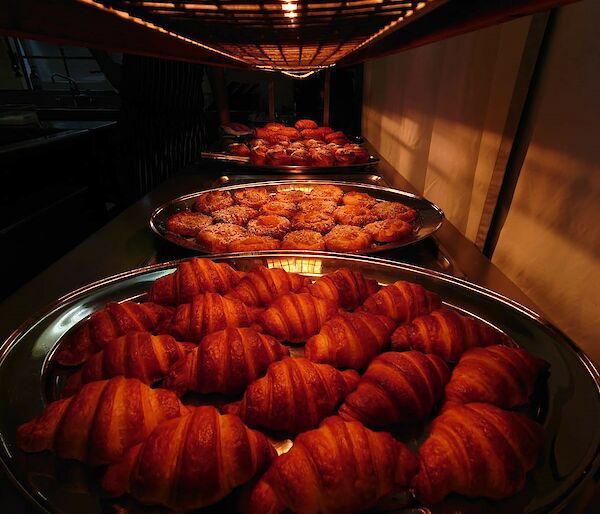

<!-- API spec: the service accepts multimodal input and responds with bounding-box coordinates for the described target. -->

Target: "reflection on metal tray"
[0,254,598,514]
[213,173,389,187]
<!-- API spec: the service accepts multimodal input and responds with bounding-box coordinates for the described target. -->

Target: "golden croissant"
[17,377,187,465]
[359,280,441,322]
[257,293,340,343]
[307,268,380,309]
[103,406,276,512]
[54,301,174,366]
[227,265,310,307]
[391,307,510,362]
[240,416,418,514]
[162,292,254,342]
[225,357,359,433]
[163,327,290,395]
[148,257,242,305]
[62,332,194,396]
[445,345,548,408]
[412,402,544,504]
[338,351,449,427]
[304,311,396,369]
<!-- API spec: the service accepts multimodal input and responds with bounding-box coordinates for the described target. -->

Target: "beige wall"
[363,1,600,363]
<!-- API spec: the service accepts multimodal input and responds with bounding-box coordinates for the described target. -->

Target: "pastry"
[247,215,291,239]
[290,148,311,165]
[307,268,380,310]
[333,147,356,165]
[260,200,297,218]
[233,187,270,209]
[333,205,377,226]
[273,188,308,204]
[165,211,212,237]
[325,131,346,143]
[227,142,251,156]
[266,146,292,165]
[196,223,248,252]
[300,128,325,140]
[295,119,318,131]
[324,225,372,252]
[281,230,326,251]
[264,122,285,131]
[291,211,336,234]
[227,235,281,252]
[371,201,417,222]
[297,198,337,214]
[193,190,234,214]
[250,144,269,165]
[280,127,301,141]
[364,218,413,242]
[309,147,336,166]
[342,190,378,208]
[308,184,344,203]
[212,205,258,225]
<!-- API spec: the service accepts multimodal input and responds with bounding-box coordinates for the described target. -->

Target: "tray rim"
[148,179,446,255]
[1,253,598,514]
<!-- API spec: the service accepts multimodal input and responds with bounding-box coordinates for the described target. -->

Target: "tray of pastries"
[150,180,444,254]
[0,254,598,514]
[201,119,379,171]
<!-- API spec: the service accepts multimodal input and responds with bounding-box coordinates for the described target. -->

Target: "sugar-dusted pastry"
[62,332,194,396]
[225,358,359,433]
[307,268,380,309]
[17,377,187,465]
[290,148,311,165]
[324,225,372,252]
[333,205,377,226]
[445,345,548,408]
[240,416,418,514]
[257,293,340,342]
[165,211,212,237]
[273,189,308,204]
[308,184,344,203]
[291,211,336,234]
[342,190,378,208]
[364,218,413,242]
[54,301,174,366]
[297,198,337,214]
[196,223,248,252]
[247,215,291,239]
[250,144,269,165]
[163,327,289,395]
[227,235,281,252]
[359,280,441,323]
[193,190,234,214]
[305,312,396,369]
[148,257,242,305]
[295,119,318,131]
[233,187,270,209]
[103,406,275,512]
[212,205,258,225]
[412,403,544,504]
[371,200,417,222]
[260,200,297,218]
[308,147,336,167]
[266,146,292,165]
[391,307,509,362]
[338,351,449,426]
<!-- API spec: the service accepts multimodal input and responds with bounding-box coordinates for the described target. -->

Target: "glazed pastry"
[247,215,291,239]
[325,130,346,142]
[281,230,326,251]
[307,268,380,310]
[300,128,325,140]
[303,138,326,148]
[54,301,174,366]
[273,188,308,204]
[193,190,234,214]
[162,292,253,342]
[371,201,417,222]
[324,225,372,252]
[253,127,270,139]
[250,144,269,165]
[163,327,289,395]
[257,293,340,342]
[260,200,297,218]
[390,307,509,362]
[62,332,194,396]
[225,358,359,433]
[364,218,413,242]
[331,137,350,145]
[295,119,318,131]
[412,403,544,504]
[338,351,449,426]
[280,127,301,140]
[346,144,370,163]
[290,148,311,165]
[227,235,281,252]
[233,187,270,209]
[309,147,336,167]
[264,122,285,131]
[103,406,275,512]
[308,184,344,203]
[240,416,418,514]
[165,211,212,237]
[17,377,187,466]
[291,212,336,234]
[445,345,548,408]
[360,280,441,323]
[196,223,248,252]
[228,265,310,307]
[212,205,258,225]
[148,257,242,305]
[333,205,377,226]
[317,126,334,137]
[333,147,356,165]
[305,312,396,370]
[342,190,378,208]
[227,142,251,157]
[297,198,337,214]
[266,146,292,165]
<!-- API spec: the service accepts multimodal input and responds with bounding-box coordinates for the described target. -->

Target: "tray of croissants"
[151,181,444,254]
[0,253,598,514]
[201,119,379,171]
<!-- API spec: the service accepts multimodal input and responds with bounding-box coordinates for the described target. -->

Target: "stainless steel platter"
[149,180,445,255]
[0,253,598,514]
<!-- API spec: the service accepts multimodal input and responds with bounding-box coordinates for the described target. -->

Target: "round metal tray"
[0,254,598,514]
[149,180,445,255]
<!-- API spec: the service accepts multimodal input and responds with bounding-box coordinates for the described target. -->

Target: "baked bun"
[253,127,269,139]
[290,149,311,165]
[250,144,269,165]
[264,122,285,131]
[260,200,297,218]
[280,127,301,140]
[333,205,377,226]
[303,138,326,148]
[295,119,318,131]
[196,223,248,253]
[364,219,413,242]
[282,230,326,250]
[266,146,292,166]
[193,190,234,214]
[301,128,325,141]
[227,235,281,252]
[292,211,336,234]
[233,187,270,209]
[334,148,357,165]
[212,205,258,225]
[166,211,212,237]
[309,147,336,167]
[317,126,334,137]
[345,144,370,163]
[309,184,344,203]
[273,189,308,204]
[324,225,372,253]
[331,137,350,145]
[227,143,250,157]
[298,199,337,214]
[267,133,291,146]
[247,215,291,239]
[248,138,268,147]
[325,131,346,143]
[342,191,378,208]
[371,201,417,222]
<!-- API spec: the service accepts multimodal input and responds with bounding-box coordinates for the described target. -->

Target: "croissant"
[225,358,359,433]
[163,327,290,395]
[412,402,544,504]
[307,268,380,309]
[62,332,195,396]
[103,405,275,512]
[17,377,187,466]
[391,307,510,362]
[228,266,310,307]
[338,351,449,427]
[359,280,441,322]
[445,345,548,408]
[240,416,419,514]
[257,293,340,343]
[147,257,241,306]
[162,292,254,342]
[54,301,174,366]
[304,312,396,369]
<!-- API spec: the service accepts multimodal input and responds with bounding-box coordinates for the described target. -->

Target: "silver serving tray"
[149,180,445,255]
[0,253,598,514]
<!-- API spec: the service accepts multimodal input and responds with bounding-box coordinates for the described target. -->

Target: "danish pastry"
[227,235,281,252]
[308,184,344,203]
[333,205,377,226]
[281,230,326,250]
[193,190,234,214]
[342,190,378,208]
[292,211,336,234]
[324,225,372,252]
[371,201,417,222]
[233,187,270,209]
[247,215,291,239]
[212,205,258,225]
[260,200,297,218]
[196,223,248,252]
[165,211,212,237]
[364,218,413,242]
